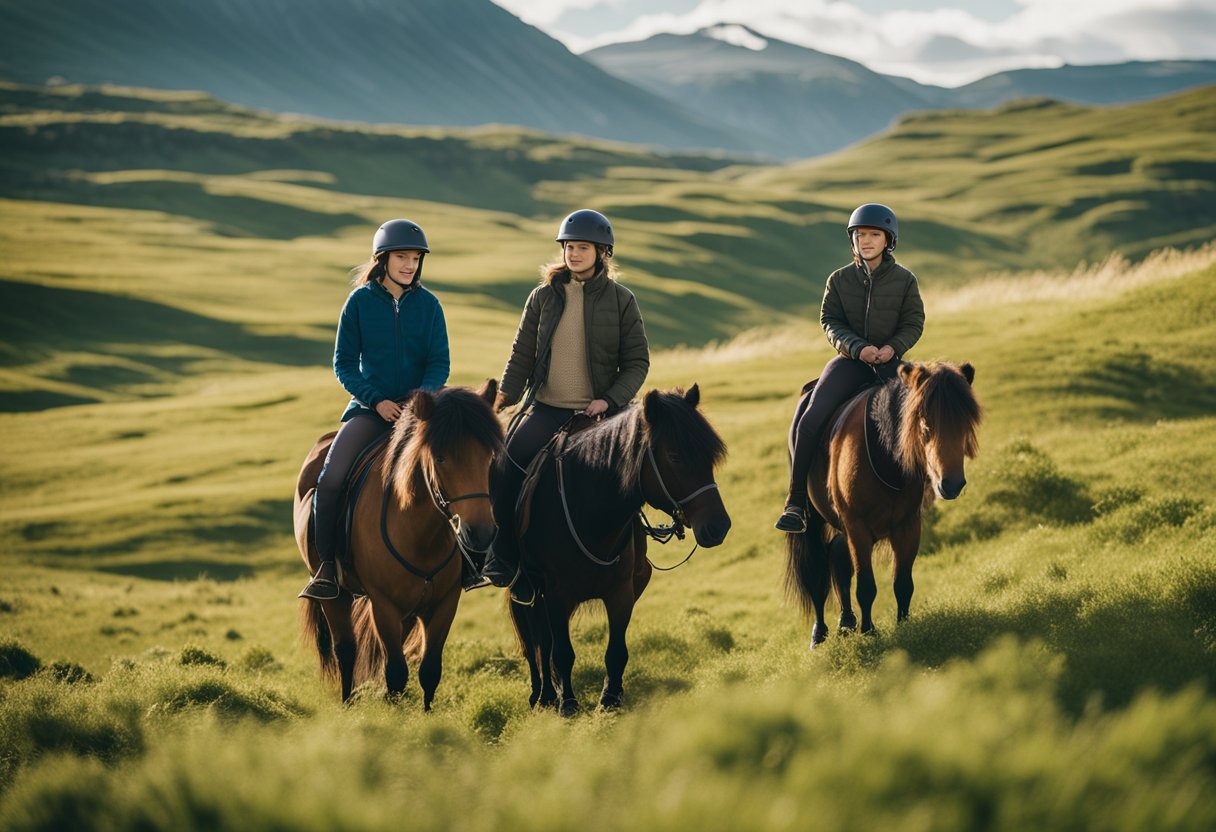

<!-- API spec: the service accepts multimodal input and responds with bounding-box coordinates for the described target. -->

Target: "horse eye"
[667,452,683,464]
[434,455,446,465]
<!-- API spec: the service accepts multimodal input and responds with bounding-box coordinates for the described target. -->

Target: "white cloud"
[493,0,1216,87]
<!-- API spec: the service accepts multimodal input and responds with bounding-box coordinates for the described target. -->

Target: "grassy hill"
[1,237,1213,826]
[1,71,1215,824]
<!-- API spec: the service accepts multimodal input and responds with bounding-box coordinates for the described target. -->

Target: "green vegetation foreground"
[2,246,1215,830]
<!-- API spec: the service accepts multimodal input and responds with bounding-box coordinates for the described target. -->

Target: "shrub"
[0,641,42,681]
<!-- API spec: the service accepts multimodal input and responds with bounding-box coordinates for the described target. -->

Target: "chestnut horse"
[785,361,982,649]
[297,380,503,707]
[509,385,732,716]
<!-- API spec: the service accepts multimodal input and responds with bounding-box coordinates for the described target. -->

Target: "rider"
[478,209,651,603]
[774,203,925,533]
[299,219,451,600]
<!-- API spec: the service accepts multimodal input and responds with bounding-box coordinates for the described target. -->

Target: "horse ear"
[477,377,498,405]
[683,383,700,408]
[411,390,434,422]
[643,388,661,424]
[960,363,975,385]
[898,362,917,385]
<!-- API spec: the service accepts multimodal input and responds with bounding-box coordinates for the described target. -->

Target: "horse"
[785,361,982,649]
[508,384,732,716]
[296,380,503,707]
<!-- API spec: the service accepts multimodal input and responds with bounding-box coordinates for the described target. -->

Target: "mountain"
[950,60,1216,108]
[586,26,1216,159]
[584,25,945,160]
[0,0,751,154]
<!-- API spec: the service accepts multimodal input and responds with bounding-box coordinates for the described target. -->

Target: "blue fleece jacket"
[333,280,450,421]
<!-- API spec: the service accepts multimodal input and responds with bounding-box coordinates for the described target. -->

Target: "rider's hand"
[375,399,403,421]
[875,345,896,364]
[859,345,880,365]
[584,399,609,417]
[494,391,511,413]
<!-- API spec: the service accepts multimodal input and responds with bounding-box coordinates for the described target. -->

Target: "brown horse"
[297,380,503,707]
[785,361,982,648]
[508,385,731,716]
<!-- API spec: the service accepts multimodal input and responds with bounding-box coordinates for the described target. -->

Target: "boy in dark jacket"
[775,203,925,533]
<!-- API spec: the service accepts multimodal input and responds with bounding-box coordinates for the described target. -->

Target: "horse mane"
[895,362,983,476]
[384,387,505,508]
[565,388,727,497]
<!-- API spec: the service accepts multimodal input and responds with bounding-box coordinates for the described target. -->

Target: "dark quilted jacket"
[820,254,925,360]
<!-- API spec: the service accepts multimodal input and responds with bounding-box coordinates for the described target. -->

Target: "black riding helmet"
[556,209,614,256]
[372,218,430,287]
[847,203,898,253]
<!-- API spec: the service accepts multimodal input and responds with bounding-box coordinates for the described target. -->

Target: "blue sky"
[491,0,1216,86]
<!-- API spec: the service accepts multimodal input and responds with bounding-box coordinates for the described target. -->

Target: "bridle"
[555,438,718,568]
[379,461,494,582]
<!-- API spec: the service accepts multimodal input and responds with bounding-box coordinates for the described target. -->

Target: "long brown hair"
[351,254,384,286]
[540,244,620,285]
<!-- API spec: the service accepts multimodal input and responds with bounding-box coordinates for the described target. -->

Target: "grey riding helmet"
[372,219,429,284]
[373,219,430,255]
[556,209,614,256]
[847,203,898,252]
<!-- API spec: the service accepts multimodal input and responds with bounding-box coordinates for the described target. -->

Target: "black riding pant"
[313,411,392,563]
[786,356,899,506]
[489,402,580,568]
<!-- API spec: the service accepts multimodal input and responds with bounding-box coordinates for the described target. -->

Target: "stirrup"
[508,573,537,607]
[774,506,808,534]
[298,563,340,600]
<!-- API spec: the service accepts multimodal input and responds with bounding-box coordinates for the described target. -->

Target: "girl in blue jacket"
[299,219,451,600]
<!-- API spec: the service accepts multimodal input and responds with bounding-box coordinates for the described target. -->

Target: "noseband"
[643,445,719,528]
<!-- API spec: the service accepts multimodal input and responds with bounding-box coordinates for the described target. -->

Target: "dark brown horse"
[297,380,503,707]
[509,385,731,716]
[785,361,982,648]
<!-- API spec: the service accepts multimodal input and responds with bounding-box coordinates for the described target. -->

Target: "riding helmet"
[373,219,430,255]
[556,209,614,255]
[847,203,898,252]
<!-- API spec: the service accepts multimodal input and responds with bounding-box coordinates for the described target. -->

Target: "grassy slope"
[1,82,1215,828]
[2,247,1215,827]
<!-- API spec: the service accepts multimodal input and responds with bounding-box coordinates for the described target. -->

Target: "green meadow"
[1,82,1214,829]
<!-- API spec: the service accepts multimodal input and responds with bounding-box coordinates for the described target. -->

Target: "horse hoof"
[838,613,857,632]
[559,699,580,718]
[810,622,829,649]
[599,692,623,710]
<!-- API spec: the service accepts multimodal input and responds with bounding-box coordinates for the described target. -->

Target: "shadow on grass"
[93,560,256,582]
[868,560,1216,714]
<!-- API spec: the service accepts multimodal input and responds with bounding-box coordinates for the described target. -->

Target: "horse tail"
[350,597,383,688]
[298,598,338,681]
[783,507,830,615]
[349,597,426,686]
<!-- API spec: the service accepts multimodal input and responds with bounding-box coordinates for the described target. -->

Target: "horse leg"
[600,584,636,709]
[417,586,459,711]
[829,534,857,632]
[844,528,878,634]
[370,601,409,700]
[509,597,547,709]
[319,594,358,702]
[890,517,922,624]
[543,595,579,717]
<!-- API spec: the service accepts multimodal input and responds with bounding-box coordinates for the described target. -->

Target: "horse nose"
[459,520,498,553]
[939,477,966,500]
[696,514,732,548]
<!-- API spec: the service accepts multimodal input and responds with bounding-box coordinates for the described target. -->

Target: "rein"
[554,432,717,569]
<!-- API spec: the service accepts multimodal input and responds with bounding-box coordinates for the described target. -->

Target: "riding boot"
[461,557,492,591]
[299,559,340,600]
[300,489,342,600]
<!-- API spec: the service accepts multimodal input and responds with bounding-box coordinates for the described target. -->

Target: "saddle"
[297,432,392,597]
[801,377,905,491]
[514,413,597,539]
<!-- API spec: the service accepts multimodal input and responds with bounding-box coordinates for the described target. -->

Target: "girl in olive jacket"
[775,203,925,533]
[480,209,650,602]
[299,219,450,600]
